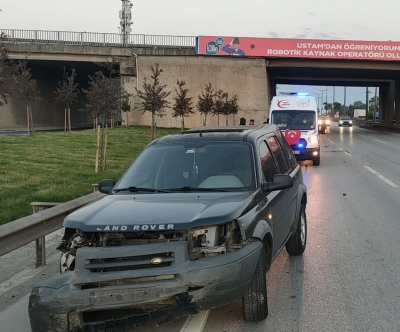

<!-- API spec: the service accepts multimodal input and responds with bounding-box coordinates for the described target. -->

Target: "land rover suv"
[29,124,308,332]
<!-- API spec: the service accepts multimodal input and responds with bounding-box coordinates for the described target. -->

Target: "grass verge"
[0,126,179,225]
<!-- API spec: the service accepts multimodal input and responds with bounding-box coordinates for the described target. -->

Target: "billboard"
[195,36,400,61]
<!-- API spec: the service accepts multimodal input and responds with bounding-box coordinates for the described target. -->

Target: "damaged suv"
[29,124,307,332]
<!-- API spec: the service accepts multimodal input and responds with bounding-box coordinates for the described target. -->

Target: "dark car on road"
[339,116,352,126]
[29,124,308,332]
[318,116,331,134]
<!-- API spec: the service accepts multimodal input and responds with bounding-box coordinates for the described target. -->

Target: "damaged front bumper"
[29,241,262,332]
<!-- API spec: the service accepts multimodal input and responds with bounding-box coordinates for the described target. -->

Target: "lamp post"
[314,87,330,115]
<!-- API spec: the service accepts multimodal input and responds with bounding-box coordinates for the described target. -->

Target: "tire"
[312,155,320,166]
[242,245,268,321]
[320,127,326,134]
[286,205,307,255]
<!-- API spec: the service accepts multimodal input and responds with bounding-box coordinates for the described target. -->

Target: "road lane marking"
[364,166,399,188]
[328,139,334,144]
[180,310,210,332]
[339,148,352,157]
[373,139,387,143]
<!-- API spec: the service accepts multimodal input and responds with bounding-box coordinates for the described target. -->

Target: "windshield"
[341,117,350,120]
[271,110,316,130]
[114,142,256,191]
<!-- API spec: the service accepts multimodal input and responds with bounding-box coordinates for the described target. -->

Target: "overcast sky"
[1,0,392,106]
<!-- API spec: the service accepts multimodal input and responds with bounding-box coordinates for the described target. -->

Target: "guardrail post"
[31,202,61,268]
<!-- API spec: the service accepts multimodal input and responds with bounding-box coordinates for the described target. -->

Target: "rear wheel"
[312,155,320,166]
[286,204,307,255]
[242,245,268,321]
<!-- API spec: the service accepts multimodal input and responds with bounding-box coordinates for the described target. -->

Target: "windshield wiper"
[166,186,231,192]
[113,187,170,193]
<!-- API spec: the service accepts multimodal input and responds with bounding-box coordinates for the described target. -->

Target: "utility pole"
[332,86,335,117]
[343,86,347,116]
[366,87,370,120]
[120,0,133,46]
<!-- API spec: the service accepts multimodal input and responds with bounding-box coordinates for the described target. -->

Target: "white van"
[269,93,320,166]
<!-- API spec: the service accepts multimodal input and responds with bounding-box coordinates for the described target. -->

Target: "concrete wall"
[122,56,270,128]
[1,44,271,129]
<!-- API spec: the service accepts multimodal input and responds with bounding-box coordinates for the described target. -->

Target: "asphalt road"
[1,122,400,332]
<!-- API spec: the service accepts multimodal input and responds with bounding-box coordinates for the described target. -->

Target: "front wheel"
[286,204,307,255]
[242,245,268,321]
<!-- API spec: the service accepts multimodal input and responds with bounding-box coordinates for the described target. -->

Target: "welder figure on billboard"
[222,37,245,56]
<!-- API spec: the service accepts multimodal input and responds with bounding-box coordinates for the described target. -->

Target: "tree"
[82,63,126,172]
[172,80,193,131]
[323,102,332,115]
[13,61,40,135]
[196,83,215,126]
[120,90,132,127]
[333,101,342,115]
[352,101,366,109]
[221,93,239,125]
[212,89,227,126]
[136,63,171,140]
[54,68,79,133]
[0,32,16,107]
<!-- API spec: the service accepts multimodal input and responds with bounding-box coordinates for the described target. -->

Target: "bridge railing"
[1,28,196,48]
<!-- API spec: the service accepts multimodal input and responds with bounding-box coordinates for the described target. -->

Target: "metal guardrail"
[357,120,399,131]
[1,28,196,49]
[0,191,105,266]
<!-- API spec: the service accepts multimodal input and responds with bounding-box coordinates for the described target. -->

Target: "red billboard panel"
[195,36,400,61]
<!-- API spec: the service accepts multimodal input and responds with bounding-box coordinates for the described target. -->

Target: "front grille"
[85,252,174,272]
[80,274,175,289]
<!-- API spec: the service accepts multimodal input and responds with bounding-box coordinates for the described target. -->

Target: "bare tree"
[54,68,79,132]
[223,94,239,125]
[120,90,132,127]
[172,80,193,131]
[212,89,227,126]
[13,61,40,135]
[82,65,125,172]
[0,32,16,108]
[196,82,214,126]
[136,63,171,140]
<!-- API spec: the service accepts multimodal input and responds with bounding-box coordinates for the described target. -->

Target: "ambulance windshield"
[271,110,316,130]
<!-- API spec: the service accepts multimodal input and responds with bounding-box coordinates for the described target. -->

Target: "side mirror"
[263,174,293,192]
[98,179,116,194]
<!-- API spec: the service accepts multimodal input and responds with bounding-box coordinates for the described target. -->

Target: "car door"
[265,136,297,248]
[258,138,288,256]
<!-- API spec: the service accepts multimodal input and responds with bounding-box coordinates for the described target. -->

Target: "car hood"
[63,192,256,232]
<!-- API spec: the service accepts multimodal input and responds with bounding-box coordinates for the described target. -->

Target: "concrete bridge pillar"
[394,80,400,125]
[379,82,395,125]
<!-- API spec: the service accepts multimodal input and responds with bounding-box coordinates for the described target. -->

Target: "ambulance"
[269,92,320,166]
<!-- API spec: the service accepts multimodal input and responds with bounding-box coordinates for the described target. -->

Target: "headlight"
[349,120,352,124]
[318,120,322,125]
[308,135,319,144]
[191,221,243,258]
[326,120,330,124]
[339,121,343,124]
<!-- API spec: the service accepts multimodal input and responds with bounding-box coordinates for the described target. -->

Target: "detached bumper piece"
[80,294,198,332]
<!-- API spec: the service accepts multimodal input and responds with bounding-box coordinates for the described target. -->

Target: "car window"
[115,143,256,190]
[266,136,289,174]
[274,129,298,171]
[259,141,279,182]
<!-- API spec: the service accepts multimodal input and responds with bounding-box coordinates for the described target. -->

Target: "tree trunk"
[181,116,185,131]
[204,113,207,126]
[226,115,228,126]
[125,111,129,127]
[217,114,220,126]
[27,106,34,136]
[68,107,71,132]
[64,107,67,133]
[151,112,156,140]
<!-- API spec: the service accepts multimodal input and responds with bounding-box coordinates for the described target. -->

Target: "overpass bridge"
[1,29,400,129]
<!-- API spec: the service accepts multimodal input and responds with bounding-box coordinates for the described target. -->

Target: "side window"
[266,136,289,174]
[259,141,279,182]
[275,129,298,170]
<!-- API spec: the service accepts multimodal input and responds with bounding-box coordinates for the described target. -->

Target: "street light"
[314,87,330,114]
